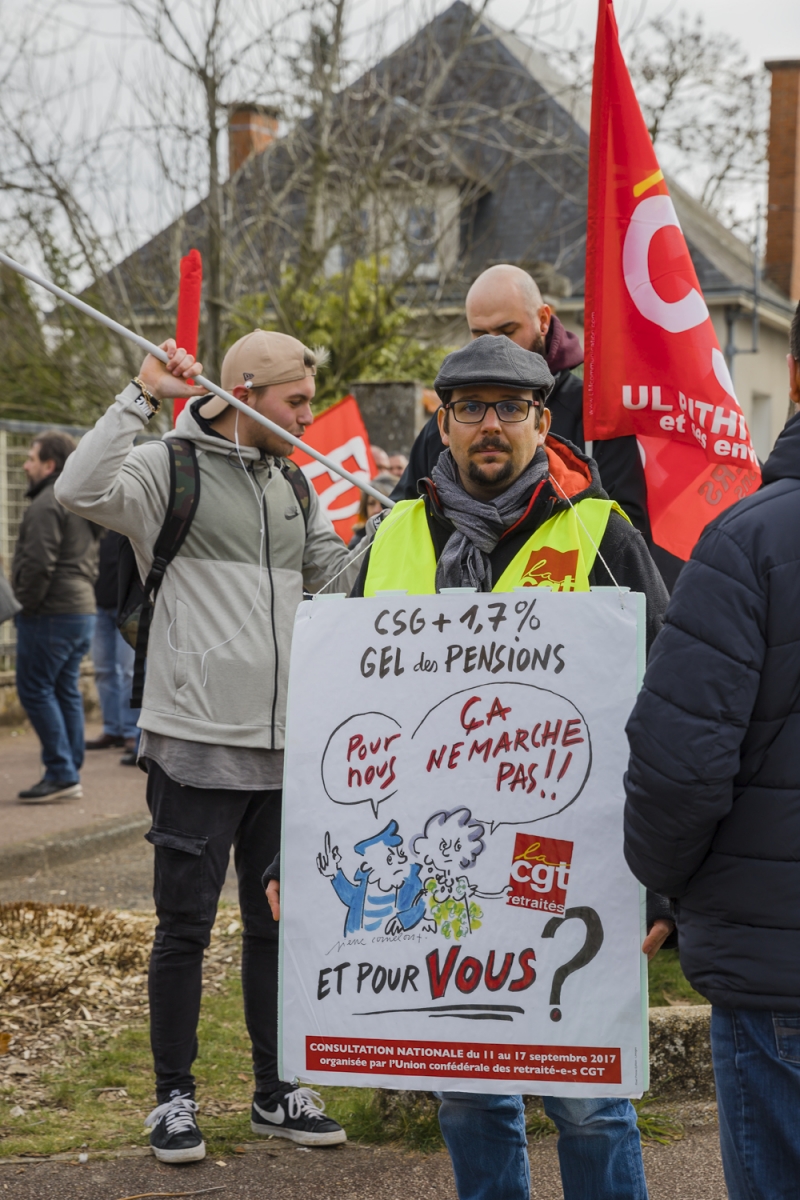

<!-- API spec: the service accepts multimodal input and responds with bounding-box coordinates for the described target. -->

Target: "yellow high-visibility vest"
[363,496,627,596]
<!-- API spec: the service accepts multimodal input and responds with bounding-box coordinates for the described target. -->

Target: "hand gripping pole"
[0,251,395,509]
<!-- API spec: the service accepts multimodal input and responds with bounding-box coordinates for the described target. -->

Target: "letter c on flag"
[622,195,709,334]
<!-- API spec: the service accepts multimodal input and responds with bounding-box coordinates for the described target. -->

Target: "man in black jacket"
[624,301,800,1199]
[12,431,99,802]
[391,264,651,538]
[334,336,670,1200]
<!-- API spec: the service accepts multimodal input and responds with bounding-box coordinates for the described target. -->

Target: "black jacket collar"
[762,411,800,485]
[26,474,58,500]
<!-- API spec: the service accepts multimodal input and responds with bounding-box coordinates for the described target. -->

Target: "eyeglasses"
[446,398,539,424]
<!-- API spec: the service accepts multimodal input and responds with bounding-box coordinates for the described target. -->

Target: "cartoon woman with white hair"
[411,807,485,940]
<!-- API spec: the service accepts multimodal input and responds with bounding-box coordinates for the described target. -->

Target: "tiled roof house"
[107,1,798,459]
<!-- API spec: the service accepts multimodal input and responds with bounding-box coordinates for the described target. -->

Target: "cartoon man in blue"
[316,820,429,936]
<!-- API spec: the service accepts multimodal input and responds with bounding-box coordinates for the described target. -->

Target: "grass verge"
[0,971,256,1159]
[1,928,698,1158]
[648,949,708,1007]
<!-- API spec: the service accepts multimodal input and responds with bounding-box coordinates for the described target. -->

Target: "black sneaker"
[251,1085,347,1146]
[145,1092,205,1163]
[17,778,82,803]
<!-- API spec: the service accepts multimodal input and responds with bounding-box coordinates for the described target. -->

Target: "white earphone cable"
[166,409,268,686]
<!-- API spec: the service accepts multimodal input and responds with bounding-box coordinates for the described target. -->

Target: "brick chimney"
[227,104,279,177]
[764,60,800,301]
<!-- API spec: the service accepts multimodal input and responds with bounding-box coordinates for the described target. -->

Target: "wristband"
[131,376,162,421]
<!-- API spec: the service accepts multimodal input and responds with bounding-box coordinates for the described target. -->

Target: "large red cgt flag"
[291,395,377,544]
[584,0,760,560]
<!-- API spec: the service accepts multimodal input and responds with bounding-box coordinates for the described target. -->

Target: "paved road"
[0,723,147,849]
[0,1123,728,1199]
[0,804,239,910]
[0,721,237,906]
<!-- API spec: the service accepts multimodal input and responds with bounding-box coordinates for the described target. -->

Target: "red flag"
[291,395,377,543]
[584,0,760,560]
[172,249,203,425]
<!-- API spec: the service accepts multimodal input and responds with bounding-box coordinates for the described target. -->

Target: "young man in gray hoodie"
[57,331,358,1162]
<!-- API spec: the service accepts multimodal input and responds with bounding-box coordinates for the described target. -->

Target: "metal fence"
[0,419,89,669]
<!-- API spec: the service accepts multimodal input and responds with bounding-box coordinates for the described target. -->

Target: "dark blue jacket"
[624,413,800,1009]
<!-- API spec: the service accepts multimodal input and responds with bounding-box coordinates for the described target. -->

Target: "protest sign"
[292,395,376,542]
[279,589,648,1097]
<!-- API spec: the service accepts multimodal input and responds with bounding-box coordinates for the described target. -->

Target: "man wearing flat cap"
[348,335,671,1200]
[57,330,356,1161]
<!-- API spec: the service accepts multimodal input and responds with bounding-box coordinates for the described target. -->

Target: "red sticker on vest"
[519,547,579,591]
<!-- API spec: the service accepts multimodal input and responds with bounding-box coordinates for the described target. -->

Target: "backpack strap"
[280,459,310,531]
[130,437,200,707]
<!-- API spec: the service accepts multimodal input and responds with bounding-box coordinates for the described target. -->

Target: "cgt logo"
[507,833,573,915]
[519,547,579,591]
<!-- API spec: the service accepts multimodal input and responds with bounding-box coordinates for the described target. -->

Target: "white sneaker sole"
[250,1122,346,1146]
[150,1140,206,1163]
[18,783,83,804]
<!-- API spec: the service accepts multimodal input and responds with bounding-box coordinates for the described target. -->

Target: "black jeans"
[145,761,281,1102]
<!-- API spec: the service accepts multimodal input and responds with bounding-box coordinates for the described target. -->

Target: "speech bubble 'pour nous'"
[321,712,402,818]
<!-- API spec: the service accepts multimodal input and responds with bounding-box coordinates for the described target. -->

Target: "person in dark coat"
[85,530,141,764]
[391,264,652,538]
[347,473,397,549]
[12,431,99,802]
[623,300,800,1200]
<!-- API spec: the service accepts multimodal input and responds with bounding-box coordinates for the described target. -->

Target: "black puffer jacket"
[624,412,800,1009]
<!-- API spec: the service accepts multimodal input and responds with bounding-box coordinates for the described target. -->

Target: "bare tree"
[0,0,148,419]
[117,0,294,375]
[544,8,767,235]
[105,0,593,402]
[630,13,767,233]
[0,0,598,416]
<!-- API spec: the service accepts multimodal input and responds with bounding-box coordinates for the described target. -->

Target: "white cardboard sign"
[279,590,648,1096]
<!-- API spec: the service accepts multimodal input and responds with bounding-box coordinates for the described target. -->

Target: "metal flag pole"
[0,251,395,508]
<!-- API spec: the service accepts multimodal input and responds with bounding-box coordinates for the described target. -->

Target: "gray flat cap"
[434,336,555,403]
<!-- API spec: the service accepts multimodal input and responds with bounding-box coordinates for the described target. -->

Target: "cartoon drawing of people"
[316,820,431,937]
[411,808,486,940]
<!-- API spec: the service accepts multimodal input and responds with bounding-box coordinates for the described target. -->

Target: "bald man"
[392,264,650,539]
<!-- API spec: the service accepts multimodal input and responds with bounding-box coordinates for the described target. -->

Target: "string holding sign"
[0,250,394,511]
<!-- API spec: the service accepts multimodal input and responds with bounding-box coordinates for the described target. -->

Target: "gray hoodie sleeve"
[300,487,375,597]
[55,383,171,579]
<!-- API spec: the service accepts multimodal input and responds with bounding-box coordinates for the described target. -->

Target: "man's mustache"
[469,437,511,455]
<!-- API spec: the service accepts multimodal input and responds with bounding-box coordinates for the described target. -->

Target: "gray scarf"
[431,448,550,592]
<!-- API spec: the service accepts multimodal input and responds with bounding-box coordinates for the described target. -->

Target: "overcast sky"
[6,0,796,275]
[379,0,800,70]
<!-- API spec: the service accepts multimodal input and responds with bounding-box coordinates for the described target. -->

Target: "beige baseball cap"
[198,329,316,420]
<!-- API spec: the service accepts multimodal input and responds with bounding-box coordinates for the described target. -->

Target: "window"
[321,209,369,278]
[750,392,772,463]
[406,205,437,276]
